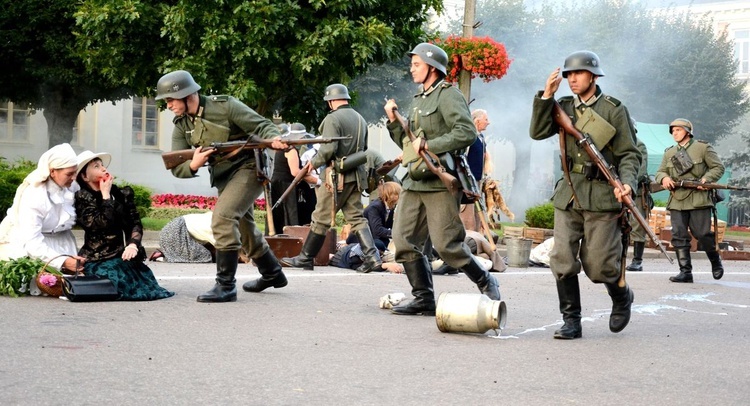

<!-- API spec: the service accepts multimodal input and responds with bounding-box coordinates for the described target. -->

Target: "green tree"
[0,0,137,148]
[75,0,442,126]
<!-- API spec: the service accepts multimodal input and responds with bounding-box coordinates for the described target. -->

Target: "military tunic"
[631,138,650,243]
[654,139,725,249]
[387,81,478,267]
[307,105,369,236]
[529,86,640,283]
[169,95,281,254]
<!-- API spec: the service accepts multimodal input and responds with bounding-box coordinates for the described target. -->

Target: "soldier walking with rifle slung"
[627,134,653,273]
[156,70,289,302]
[280,84,383,273]
[383,43,501,316]
[655,118,726,282]
[529,51,639,339]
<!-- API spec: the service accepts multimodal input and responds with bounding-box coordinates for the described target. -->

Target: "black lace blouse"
[75,184,144,262]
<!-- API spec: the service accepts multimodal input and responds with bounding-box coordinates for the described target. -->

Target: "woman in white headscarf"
[0,143,86,280]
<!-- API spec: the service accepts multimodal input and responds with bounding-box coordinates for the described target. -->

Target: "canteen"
[435,292,507,335]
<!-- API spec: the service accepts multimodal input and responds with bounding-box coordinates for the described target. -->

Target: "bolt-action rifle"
[390,107,461,197]
[551,100,674,269]
[649,179,749,194]
[161,136,350,170]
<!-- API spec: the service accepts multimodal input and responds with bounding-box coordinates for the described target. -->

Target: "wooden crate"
[649,207,670,235]
[523,227,554,244]
[503,226,524,239]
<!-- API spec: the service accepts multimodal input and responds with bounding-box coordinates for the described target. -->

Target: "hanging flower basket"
[434,35,512,83]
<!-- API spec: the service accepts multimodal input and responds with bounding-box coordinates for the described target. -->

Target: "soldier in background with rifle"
[156,70,289,302]
[626,126,654,273]
[655,118,726,282]
[530,51,639,339]
[383,42,501,316]
[280,84,383,274]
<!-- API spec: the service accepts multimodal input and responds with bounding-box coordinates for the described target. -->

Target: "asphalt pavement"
[2,252,750,405]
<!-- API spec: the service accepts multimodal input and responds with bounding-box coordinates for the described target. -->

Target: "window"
[0,101,30,142]
[132,97,158,147]
[736,29,749,76]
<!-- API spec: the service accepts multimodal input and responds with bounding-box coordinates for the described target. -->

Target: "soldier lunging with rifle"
[156,70,290,302]
[655,118,726,283]
[530,51,641,339]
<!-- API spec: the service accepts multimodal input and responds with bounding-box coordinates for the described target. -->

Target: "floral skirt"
[84,258,174,301]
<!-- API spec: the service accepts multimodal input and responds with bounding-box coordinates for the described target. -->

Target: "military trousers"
[670,208,714,251]
[393,189,472,269]
[309,182,367,236]
[629,193,649,243]
[550,207,622,284]
[212,163,269,258]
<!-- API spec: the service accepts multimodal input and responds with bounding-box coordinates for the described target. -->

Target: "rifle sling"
[559,128,582,209]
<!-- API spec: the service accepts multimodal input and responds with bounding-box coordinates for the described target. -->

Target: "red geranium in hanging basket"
[434,35,512,83]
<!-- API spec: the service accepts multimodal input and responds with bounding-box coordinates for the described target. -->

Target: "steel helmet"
[323,84,351,101]
[408,43,448,75]
[562,51,605,78]
[669,118,693,137]
[155,70,201,100]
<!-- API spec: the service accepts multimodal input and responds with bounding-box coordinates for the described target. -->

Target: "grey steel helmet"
[323,84,351,101]
[408,43,448,75]
[155,70,201,100]
[669,118,693,137]
[561,51,605,78]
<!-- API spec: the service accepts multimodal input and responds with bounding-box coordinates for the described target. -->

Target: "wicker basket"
[35,255,73,297]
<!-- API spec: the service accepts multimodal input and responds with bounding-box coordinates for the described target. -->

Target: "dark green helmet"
[323,84,351,101]
[155,70,201,100]
[408,43,448,75]
[562,51,605,78]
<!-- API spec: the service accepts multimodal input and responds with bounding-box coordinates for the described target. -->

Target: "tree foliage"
[75,0,442,127]
[0,0,136,147]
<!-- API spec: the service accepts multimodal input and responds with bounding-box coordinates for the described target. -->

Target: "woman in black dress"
[74,151,174,301]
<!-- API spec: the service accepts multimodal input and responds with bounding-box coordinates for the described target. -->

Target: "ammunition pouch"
[408,152,457,181]
[334,151,368,174]
[711,189,726,204]
[670,148,694,176]
[575,108,616,151]
[565,158,610,182]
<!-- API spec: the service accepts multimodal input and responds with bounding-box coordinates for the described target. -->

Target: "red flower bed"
[151,194,267,211]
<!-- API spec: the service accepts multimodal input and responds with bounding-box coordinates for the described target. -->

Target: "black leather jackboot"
[626,242,645,272]
[461,257,501,301]
[553,276,582,339]
[605,282,634,333]
[243,249,288,292]
[391,257,436,316]
[197,250,239,303]
[354,228,384,273]
[705,248,724,280]
[280,231,327,270]
[669,247,693,283]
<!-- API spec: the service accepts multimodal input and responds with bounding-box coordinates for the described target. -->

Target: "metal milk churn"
[435,292,507,334]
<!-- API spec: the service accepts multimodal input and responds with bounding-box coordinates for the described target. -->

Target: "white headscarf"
[0,143,79,243]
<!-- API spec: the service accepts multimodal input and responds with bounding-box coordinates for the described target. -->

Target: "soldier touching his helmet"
[655,118,725,283]
[529,51,640,339]
[156,70,289,303]
[383,43,501,316]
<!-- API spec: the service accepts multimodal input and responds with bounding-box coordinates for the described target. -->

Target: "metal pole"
[458,0,476,103]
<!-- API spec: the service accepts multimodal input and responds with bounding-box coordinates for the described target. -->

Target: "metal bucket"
[507,237,533,268]
[435,292,507,334]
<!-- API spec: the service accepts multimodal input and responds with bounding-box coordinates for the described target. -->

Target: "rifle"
[390,108,461,196]
[161,136,350,170]
[253,150,276,236]
[375,158,403,176]
[456,154,497,251]
[649,179,749,194]
[271,162,311,211]
[551,100,673,269]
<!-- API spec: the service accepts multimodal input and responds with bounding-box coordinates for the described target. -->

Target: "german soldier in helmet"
[530,50,640,339]
[280,83,384,274]
[655,118,725,282]
[156,70,290,302]
[383,42,501,316]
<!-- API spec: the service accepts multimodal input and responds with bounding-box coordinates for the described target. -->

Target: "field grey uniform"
[627,138,650,272]
[530,74,639,337]
[655,127,725,282]
[167,89,287,301]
